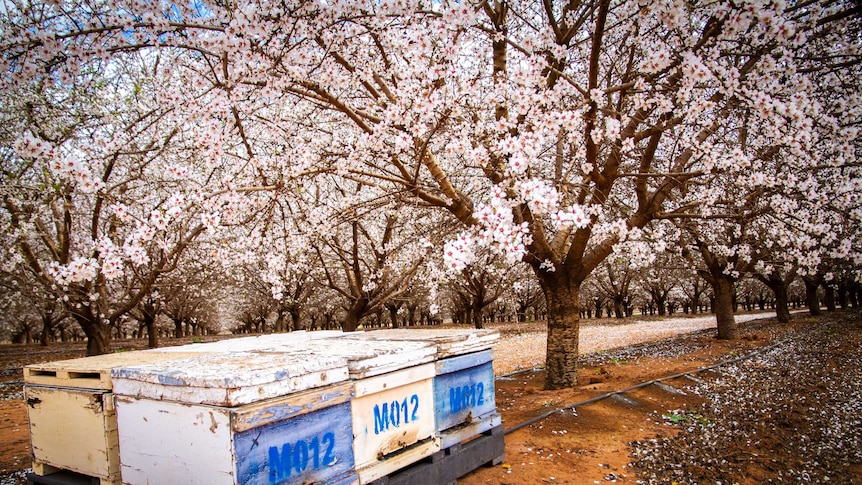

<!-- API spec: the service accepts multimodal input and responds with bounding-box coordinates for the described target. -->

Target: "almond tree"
[0,47,280,354]
[4,0,860,385]
[448,253,514,329]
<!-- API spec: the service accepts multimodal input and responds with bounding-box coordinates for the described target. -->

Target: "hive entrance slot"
[68,372,101,380]
[29,370,57,377]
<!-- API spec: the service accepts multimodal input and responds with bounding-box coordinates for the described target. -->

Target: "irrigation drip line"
[502,339,786,435]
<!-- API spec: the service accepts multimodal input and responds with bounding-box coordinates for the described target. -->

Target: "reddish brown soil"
[459,331,772,485]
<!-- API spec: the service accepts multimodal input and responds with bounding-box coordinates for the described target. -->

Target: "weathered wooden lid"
[23,351,202,390]
[271,338,436,379]
[111,351,349,406]
[147,331,326,353]
[341,329,500,359]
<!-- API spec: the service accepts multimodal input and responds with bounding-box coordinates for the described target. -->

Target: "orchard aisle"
[492,311,783,375]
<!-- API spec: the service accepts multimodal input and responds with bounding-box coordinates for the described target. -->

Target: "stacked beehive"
[23,329,503,485]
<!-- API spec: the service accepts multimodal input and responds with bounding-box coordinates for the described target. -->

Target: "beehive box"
[273,337,441,483]
[23,351,201,484]
[432,349,500,448]
[341,329,500,448]
[349,363,439,484]
[111,351,347,406]
[116,382,357,485]
[112,351,354,484]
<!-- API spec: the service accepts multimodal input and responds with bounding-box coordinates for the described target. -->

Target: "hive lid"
[342,329,499,358]
[148,332,312,353]
[269,338,436,379]
[111,351,349,406]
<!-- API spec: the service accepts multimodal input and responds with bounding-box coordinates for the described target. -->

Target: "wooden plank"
[23,351,200,390]
[434,350,492,375]
[351,366,437,467]
[355,438,441,484]
[26,386,120,482]
[433,360,496,433]
[272,339,436,379]
[115,396,235,485]
[439,412,501,449]
[231,381,353,433]
[344,329,499,358]
[111,352,349,406]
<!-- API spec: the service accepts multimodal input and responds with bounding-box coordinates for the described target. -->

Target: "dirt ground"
[460,312,862,485]
[1,312,861,485]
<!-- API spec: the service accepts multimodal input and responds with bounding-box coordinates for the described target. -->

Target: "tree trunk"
[290,309,303,332]
[705,274,737,340]
[656,297,667,316]
[79,319,111,356]
[804,278,822,316]
[472,303,484,329]
[824,285,836,312]
[613,299,624,319]
[146,317,158,348]
[40,313,53,347]
[772,282,791,323]
[343,300,367,332]
[760,273,792,324]
[388,306,399,329]
[274,307,287,332]
[540,281,581,390]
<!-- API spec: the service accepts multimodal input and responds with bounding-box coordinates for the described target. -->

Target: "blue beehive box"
[433,349,501,448]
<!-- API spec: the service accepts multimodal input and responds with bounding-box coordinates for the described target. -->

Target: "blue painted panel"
[434,350,492,375]
[234,401,356,485]
[433,361,496,432]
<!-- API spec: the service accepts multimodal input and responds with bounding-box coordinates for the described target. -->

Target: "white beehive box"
[267,337,441,483]
[23,351,201,484]
[113,352,355,484]
[349,362,439,483]
[115,382,358,485]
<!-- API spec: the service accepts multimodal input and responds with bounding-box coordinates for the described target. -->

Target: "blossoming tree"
[2,0,859,385]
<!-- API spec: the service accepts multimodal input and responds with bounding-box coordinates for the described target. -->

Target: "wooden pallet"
[28,464,118,485]
[367,424,505,485]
